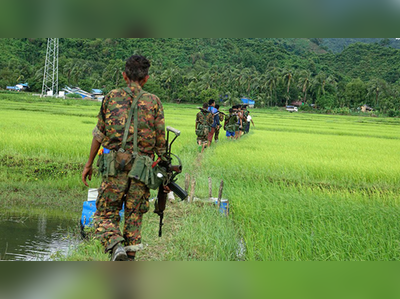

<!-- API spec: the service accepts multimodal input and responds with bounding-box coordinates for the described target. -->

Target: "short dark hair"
[208,99,215,106]
[215,104,220,109]
[125,55,150,82]
[202,103,208,109]
[229,108,233,113]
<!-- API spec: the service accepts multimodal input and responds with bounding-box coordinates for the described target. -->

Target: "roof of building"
[91,89,103,94]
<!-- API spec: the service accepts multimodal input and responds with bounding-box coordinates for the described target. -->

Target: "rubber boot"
[111,243,128,261]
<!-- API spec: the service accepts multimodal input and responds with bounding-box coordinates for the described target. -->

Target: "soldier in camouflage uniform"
[214,104,224,143]
[242,105,250,134]
[195,103,212,153]
[224,108,237,139]
[82,55,166,261]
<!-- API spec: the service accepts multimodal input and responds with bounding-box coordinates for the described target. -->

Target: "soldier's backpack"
[226,114,237,132]
[196,111,210,137]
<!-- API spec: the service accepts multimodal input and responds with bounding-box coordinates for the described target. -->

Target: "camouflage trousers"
[214,127,220,141]
[93,171,150,254]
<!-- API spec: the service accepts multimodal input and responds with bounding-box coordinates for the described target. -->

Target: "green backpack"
[196,112,210,137]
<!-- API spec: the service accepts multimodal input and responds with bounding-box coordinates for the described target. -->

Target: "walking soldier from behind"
[224,108,237,140]
[207,99,221,147]
[196,103,212,153]
[214,104,224,143]
[82,55,166,261]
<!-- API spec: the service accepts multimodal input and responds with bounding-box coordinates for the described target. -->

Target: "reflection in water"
[0,214,78,261]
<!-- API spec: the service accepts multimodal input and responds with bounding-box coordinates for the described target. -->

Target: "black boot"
[111,243,128,261]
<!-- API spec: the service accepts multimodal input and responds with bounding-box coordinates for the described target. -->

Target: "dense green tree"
[1,38,400,115]
[344,78,367,107]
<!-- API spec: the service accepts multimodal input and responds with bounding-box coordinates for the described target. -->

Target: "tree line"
[0,38,399,116]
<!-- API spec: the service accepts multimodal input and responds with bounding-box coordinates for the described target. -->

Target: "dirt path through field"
[137,152,205,261]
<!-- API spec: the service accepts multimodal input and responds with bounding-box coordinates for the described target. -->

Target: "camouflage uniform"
[214,113,224,141]
[225,114,238,134]
[242,110,249,134]
[92,81,166,254]
[195,110,212,145]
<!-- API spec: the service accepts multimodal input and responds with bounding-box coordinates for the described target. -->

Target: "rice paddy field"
[1,92,399,261]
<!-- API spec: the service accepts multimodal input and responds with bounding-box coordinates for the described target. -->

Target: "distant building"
[61,86,104,101]
[241,98,255,108]
[361,105,373,113]
[91,89,104,101]
[6,83,29,92]
[291,101,303,107]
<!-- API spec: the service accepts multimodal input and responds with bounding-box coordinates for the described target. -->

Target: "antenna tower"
[41,38,59,97]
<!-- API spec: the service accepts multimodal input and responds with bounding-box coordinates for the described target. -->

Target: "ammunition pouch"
[128,155,167,190]
[97,151,117,178]
[97,150,135,178]
[116,151,133,172]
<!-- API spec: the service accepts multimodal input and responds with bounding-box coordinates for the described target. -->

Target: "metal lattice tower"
[41,38,59,97]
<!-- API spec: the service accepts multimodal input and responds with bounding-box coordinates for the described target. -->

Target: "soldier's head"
[215,104,220,110]
[123,55,151,86]
[229,108,233,114]
[202,103,208,109]
[208,99,215,107]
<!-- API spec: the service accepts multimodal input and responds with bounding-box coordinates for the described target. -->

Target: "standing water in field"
[0,214,78,261]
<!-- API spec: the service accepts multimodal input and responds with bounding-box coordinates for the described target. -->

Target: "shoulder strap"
[121,88,145,155]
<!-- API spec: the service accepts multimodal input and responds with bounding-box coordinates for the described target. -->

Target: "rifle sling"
[121,88,145,156]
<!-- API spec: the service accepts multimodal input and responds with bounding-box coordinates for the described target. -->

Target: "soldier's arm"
[82,137,101,187]
[154,96,167,158]
[82,95,108,186]
[92,94,109,144]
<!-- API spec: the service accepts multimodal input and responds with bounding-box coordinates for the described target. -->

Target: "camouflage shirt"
[93,82,166,157]
[225,114,238,132]
[196,109,212,129]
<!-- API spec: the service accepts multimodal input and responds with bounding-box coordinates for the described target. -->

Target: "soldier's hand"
[82,163,93,187]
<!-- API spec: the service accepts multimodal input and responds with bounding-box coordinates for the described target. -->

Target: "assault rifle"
[153,126,188,237]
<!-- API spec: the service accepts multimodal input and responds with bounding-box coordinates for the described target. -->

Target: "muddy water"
[0,214,78,261]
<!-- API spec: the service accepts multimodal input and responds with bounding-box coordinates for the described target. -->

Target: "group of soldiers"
[195,99,255,153]
[81,54,257,261]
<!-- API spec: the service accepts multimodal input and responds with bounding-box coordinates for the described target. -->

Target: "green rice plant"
[1,93,400,261]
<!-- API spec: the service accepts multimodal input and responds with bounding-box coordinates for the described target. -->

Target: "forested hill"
[320,43,400,83]
[0,38,328,92]
[322,38,400,53]
[1,38,400,115]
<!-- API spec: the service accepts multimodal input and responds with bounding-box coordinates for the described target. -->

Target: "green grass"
[1,93,399,261]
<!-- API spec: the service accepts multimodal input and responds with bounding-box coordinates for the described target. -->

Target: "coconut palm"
[282,68,294,105]
[297,70,312,104]
[265,68,280,105]
[367,78,387,108]
[311,71,327,101]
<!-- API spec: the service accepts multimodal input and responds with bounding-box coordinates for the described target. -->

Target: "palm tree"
[63,60,77,86]
[282,68,294,105]
[265,68,280,106]
[297,70,312,104]
[367,78,387,108]
[311,72,327,101]
[103,59,124,88]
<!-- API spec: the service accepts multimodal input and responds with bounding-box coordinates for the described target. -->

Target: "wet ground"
[0,213,78,261]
